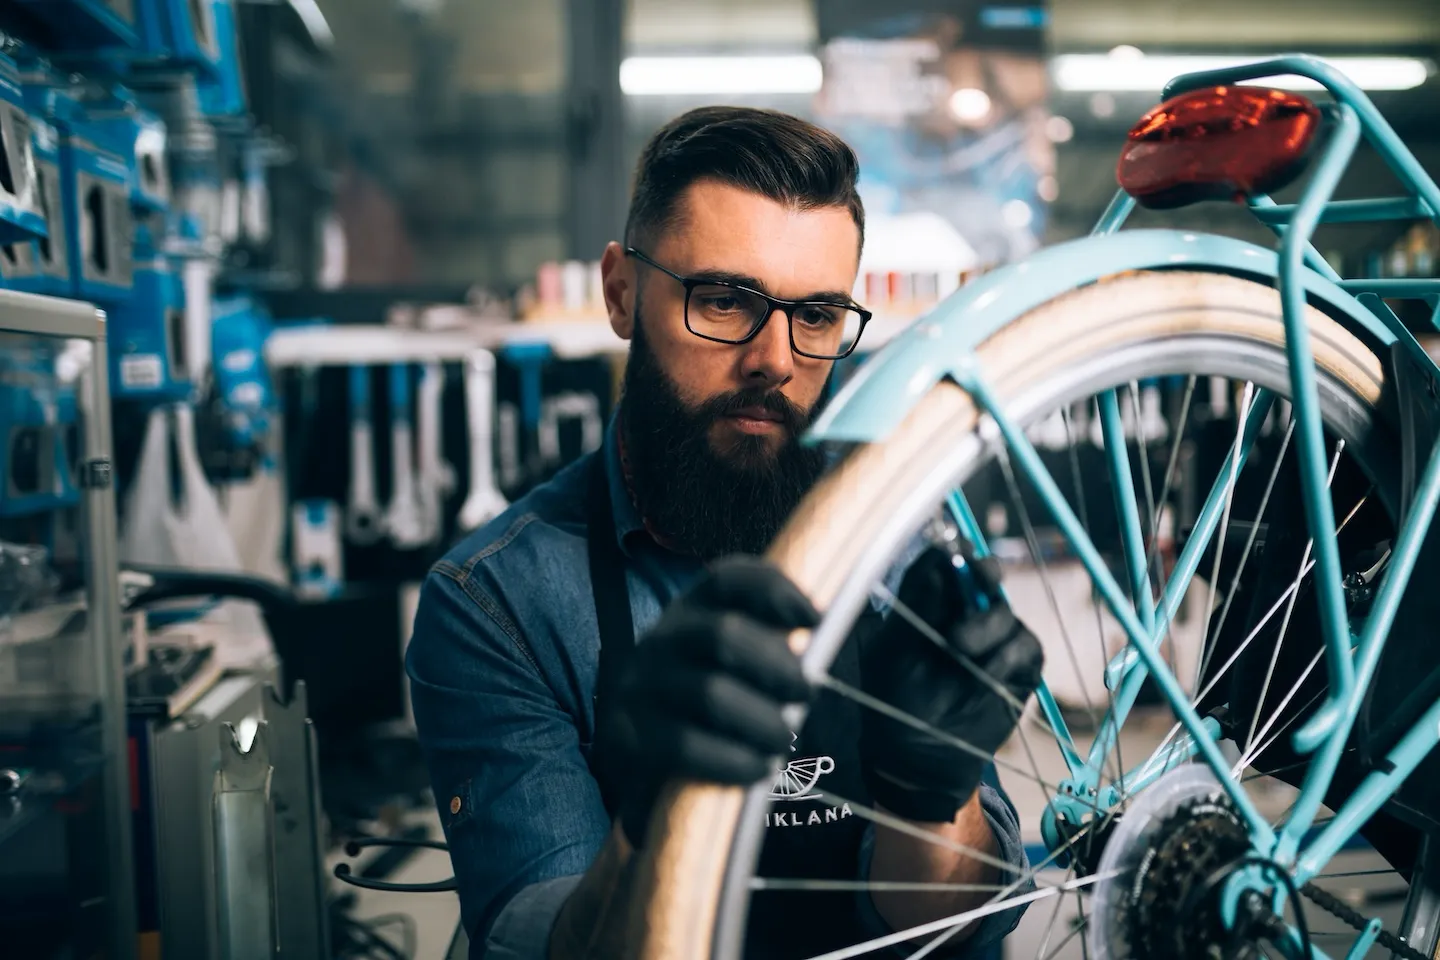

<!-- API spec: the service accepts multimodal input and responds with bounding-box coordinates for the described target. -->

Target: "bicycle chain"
[1300,881,1430,960]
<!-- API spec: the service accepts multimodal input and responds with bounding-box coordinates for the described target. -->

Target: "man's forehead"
[658,181,861,291]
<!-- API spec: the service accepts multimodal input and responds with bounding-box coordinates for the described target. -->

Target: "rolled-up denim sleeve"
[407,566,610,958]
[854,766,1031,957]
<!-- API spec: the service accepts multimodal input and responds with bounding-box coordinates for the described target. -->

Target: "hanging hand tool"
[383,363,428,548]
[415,361,456,543]
[458,349,508,531]
[344,365,383,545]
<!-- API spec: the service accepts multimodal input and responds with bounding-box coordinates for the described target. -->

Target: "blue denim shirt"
[407,423,1030,959]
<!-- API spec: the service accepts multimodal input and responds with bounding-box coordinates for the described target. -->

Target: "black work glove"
[858,546,1044,824]
[596,556,817,847]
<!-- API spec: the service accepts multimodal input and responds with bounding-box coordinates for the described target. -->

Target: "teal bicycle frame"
[810,54,1440,958]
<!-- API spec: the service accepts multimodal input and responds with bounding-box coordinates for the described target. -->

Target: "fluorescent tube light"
[1052,55,1432,93]
[620,55,823,96]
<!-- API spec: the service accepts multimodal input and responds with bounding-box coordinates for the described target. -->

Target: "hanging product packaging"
[119,404,271,666]
[0,49,48,246]
[6,61,72,297]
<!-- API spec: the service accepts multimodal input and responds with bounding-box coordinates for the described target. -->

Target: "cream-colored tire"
[628,270,1392,959]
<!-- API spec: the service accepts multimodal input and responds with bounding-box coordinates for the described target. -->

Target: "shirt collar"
[601,416,645,557]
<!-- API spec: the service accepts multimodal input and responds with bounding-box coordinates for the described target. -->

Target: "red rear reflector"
[1118,86,1322,210]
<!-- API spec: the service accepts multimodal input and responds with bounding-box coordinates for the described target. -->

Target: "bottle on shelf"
[525,259,608,321]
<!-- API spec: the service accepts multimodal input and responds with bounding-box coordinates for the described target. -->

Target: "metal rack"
[0,290,135,960]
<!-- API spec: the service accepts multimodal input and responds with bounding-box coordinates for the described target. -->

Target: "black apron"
[585,453,873,959]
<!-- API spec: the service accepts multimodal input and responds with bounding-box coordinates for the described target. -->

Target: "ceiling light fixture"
[1052,54,1432,93]
[620,56,824,96]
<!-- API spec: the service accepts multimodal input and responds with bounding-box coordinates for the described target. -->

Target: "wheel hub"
[1124,794,1255,959]
[1050,806,1123,878]
[1089,765,1281,959]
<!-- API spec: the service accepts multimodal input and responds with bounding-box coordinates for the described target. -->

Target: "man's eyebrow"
[688,268,858,305]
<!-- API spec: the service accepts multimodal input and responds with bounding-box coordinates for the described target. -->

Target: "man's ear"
[601,242,635,340]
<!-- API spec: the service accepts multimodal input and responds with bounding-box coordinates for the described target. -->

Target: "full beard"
[619,311,829,561]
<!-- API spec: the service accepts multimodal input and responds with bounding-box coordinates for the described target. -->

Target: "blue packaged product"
[0,51,47,245]
[59,95,135,303]
[0,335,80,516]
[11,0,140,52]
[107,220,187,401]
[207,293,274,477]
[5,63,74,296]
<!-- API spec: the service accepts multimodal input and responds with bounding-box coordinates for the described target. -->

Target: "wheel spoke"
[994,444,1119,789]
[1034,858,1079,959]
[1107,377,1200,811]
[890,815,1118,960]
[1117,492,1368,798]
[1233,632,1361,777]
[868,579,1063,811]
[1069,388,1277,814]
[1194,411,1296,693]
[1241,441,1346,762]
[1039,913,1089,960]
[897,926,963,960]
[809,782,1125,915]
[869,583,1029,717]
[1311,868,1397,880]
[1125,381,1201,811]
[1243,758,1312,783]
[1196,381,1256,696]
[1062,401,1128,796]
[799,873,1115,960]
[1126,383,1163,648]
[815,678,1099,808]
[749,879,1014,893]
[1139,378,1198,689]
[813,790,1034,879]
[1234,676,1328,777]
[1142,375,1197,589]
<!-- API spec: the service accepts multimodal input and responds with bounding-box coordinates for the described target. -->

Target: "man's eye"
[797,306,840,326]
[700,295,742,312]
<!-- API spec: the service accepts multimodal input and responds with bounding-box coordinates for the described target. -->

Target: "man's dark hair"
[624,106,865,250]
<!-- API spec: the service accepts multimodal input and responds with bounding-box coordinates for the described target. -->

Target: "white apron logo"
[764,736,850,827]
[768,732,835,802]
[769,754,835,801]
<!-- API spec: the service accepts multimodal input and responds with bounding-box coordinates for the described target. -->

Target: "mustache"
[698,387,811,435]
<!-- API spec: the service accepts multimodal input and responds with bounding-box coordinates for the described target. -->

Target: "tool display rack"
[0,289,133,959]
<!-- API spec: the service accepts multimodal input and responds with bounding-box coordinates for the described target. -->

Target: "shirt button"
[450,796,463,815]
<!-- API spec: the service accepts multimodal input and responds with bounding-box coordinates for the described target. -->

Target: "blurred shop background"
[0,0,1436,958]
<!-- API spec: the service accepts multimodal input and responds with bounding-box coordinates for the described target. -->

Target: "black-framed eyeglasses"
[625,247,872,361]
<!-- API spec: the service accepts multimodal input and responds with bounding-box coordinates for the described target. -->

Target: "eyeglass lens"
[687,283,861,358]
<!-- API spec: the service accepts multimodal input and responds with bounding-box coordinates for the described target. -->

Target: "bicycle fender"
[808,228,1402,445]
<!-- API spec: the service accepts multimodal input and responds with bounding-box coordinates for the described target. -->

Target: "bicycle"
[625,56,1440,960]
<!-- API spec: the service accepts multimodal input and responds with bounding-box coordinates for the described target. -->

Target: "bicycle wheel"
[633,269,1440,960]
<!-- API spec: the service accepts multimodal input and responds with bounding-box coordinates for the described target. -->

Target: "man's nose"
[738,308,794,384]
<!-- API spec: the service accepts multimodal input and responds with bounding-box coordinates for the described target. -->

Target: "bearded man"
[408,106,1042,960]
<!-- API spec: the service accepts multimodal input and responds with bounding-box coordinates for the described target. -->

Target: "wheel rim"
[688,288,1436,959]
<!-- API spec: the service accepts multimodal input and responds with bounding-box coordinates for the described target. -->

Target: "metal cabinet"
[0,292,134,960]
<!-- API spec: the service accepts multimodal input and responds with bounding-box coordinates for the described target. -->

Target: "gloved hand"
[858,545,1044,824]
[596,556,817,847]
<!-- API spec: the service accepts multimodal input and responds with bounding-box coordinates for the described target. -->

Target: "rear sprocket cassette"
[1088,765,1259,959]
